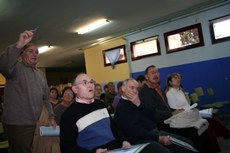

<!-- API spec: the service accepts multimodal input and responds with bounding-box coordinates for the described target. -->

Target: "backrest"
[207,88,215,96]
[190,92,199,104]
[194,87,204,97]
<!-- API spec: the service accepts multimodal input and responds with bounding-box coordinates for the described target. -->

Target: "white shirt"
[166,87,190,109]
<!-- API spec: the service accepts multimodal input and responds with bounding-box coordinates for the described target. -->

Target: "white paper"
[106,143,150,153]
[199,108,213,118]
[169,136,198,152]
[40,126,60,136]
[185,103,198,110]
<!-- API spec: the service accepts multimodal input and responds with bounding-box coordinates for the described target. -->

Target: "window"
[209,14,230,44]
[103,45,127,67]
[130,36,160,61]
[164,23,204,53]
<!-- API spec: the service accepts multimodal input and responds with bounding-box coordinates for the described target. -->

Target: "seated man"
[59,73,169,153]
[139,65,220,153]
[114,78,198,153]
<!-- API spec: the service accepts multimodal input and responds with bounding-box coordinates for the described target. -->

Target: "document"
[106,143,150,153]
[185,103,198,110]
[199,108,213,118]
[169,136,198,152]
[40,126,60,136]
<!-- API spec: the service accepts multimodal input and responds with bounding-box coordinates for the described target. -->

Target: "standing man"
[0,30,56,153]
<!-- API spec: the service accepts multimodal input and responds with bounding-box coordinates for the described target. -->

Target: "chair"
[201,87,228,109]
[194,87,204,97]
[193,87,224,109]
[207,87,214,97]
[189,92,219,114]
[194,87,206,105]
[189,92,199,104]
[0,122,9,152]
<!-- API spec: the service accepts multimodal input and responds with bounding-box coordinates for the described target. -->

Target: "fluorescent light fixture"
[38,45,53,54]
[77,19,110,34]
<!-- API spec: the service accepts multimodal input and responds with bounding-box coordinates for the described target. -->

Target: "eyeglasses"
[128,86,140,91]
[75,79,95,86]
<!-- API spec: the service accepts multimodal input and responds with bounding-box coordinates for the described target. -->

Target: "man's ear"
[144,74,148,81]
[72,86,77,94]
[121,85,125,93]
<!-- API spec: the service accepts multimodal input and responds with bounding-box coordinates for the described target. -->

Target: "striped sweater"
[60,100,124,153]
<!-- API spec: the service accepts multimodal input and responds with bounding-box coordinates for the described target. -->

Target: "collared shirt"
[75,97,94,104]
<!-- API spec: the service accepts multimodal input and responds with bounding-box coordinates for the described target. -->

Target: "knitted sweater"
[60,100,124,153]
[114,98,160,144]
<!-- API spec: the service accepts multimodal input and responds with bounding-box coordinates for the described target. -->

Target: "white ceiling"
[0,0,225,71]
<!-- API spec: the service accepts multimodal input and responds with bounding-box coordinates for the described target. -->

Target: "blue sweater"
[60,100,124,153]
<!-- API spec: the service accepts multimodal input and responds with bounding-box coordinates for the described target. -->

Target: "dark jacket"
[114,98,159,144]
[139,83,172,123]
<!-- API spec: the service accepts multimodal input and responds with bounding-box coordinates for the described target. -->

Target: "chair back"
[190,92,199,104]
[207,88,215,97]
[194,87,204,97]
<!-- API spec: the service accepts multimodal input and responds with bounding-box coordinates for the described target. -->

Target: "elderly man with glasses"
[59,73,131,153]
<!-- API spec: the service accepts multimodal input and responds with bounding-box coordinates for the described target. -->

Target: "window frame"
[102,45,127,67]
[164,23,204,53]
[209,14,230,44]
[130,35,161,61]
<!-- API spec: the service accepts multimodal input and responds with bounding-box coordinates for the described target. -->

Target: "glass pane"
[168,28,200,50]
[164,23,204,53]
[213,19,230,39]
[131,36,160,61]
[133,39,158,57]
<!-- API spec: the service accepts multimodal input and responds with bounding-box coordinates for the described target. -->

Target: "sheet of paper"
[40,126,60,136]
[199,108,213,118]
[107,143,150,153]
[169,136,198,152]
[185,103,198,110]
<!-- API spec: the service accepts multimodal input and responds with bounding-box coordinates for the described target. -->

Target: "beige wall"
[0,73,6,85]
[84,38,130,83]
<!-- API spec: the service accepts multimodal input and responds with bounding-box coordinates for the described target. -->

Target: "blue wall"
[132,56,230,105]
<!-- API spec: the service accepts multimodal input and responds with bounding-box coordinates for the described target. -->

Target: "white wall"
[124,2,230,73]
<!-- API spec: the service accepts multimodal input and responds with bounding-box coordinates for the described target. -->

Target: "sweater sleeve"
[60,106,95,153]
[0,44,22,78]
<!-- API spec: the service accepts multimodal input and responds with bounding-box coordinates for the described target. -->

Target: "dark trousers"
[207,116,229,137]
[140,141,170,153]
[3,124,35,153]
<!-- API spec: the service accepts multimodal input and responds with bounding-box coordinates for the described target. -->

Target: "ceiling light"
[77,19,110,34]
[38,45,53,54]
